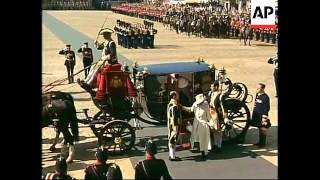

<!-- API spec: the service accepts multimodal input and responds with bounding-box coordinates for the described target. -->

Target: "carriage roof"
[137,61,210,75]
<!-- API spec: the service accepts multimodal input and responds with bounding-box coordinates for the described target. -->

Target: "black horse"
[42,91,79,163]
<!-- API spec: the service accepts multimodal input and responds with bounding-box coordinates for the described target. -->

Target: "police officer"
[59,44,76,84]
[135,139,173,179]
[268,54,278,97]
[77,42,93,78]
[44,158,76,180]
[84,148,123,180]
[167,91,182,161]
[251,83,270,148]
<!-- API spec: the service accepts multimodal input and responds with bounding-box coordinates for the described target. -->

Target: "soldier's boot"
[66,145,75,163]
[254,131,263,146]
[259,128,267,148]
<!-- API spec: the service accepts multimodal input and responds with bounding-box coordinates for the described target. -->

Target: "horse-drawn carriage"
[43,59,252,156]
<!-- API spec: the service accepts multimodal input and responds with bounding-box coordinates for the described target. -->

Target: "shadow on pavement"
[155,44,180,49]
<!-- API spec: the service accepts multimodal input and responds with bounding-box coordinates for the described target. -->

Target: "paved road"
[42,10,277,179]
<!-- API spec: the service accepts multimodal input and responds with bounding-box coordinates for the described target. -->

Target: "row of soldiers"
[45,0,91,10]
[114,19,158,49]
[253,28,278,44]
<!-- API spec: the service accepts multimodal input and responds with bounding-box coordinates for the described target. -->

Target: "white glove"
[224,118,232,125]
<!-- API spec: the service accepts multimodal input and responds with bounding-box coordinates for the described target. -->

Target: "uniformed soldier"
[208,81,227,152]
[251,83,270,148]
[59,44,76,84]
[44,158,76,180]
[167,91,182,161]
[128,26,135,49]
[141,26,148,49]
[146,27,151,48]
[84,148,123,180]
[135,139,173,179]
[77,42,93,78]
[268,54,278,97]
[132,26,139,49]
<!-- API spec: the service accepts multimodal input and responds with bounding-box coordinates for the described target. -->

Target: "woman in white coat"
[181,93,212,161]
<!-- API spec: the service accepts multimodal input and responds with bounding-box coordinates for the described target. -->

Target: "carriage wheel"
[221,99,251,143]
[98,120,136,155]
[227,83,248,102]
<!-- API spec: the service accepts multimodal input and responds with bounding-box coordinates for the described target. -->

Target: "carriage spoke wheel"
[98,120,135,155]
[221,99,251,143]
[227,83,248,102]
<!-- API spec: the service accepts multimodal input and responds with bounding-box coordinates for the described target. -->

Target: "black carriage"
[132,60,252,143]
[72,60,253,154]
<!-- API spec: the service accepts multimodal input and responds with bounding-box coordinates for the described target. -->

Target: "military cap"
[83,42,88,45]
[99,28,114,35]
[145,139,157,155]
[95,148,109,161]
[55,158,67,173]
[66,44,71,47]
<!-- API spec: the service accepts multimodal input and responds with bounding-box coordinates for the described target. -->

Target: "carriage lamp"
[122,63,129,72]
[219,66,227,83]
[142,67,149,75]
[132,61,139,68]
[209,64,216,70]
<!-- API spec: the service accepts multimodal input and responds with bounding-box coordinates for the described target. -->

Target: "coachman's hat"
[99,28,114,35]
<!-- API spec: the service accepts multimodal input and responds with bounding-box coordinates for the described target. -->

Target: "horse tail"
[70,104,79,141]
[67,95,79,142]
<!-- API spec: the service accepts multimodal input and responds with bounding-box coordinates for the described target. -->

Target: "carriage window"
[194,71,214,95]
[144,75,168,98]
[168,73,193,106]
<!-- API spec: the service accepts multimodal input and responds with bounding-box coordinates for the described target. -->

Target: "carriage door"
[144,75,169,121]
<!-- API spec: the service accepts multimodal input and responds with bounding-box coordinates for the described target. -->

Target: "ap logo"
[251,0,276,29]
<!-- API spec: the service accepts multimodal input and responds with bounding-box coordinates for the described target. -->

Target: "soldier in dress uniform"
[44,158,76,180]
[135,139,173,179]
[77,42,93,78]
[268,54,278,97]
[59,44,76,84]
[141,26,148,49]
[207,81,229,152]
[84,148,123,180]
[167,91,182,161]
[251,83,270,148]
[132,26,139,49]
